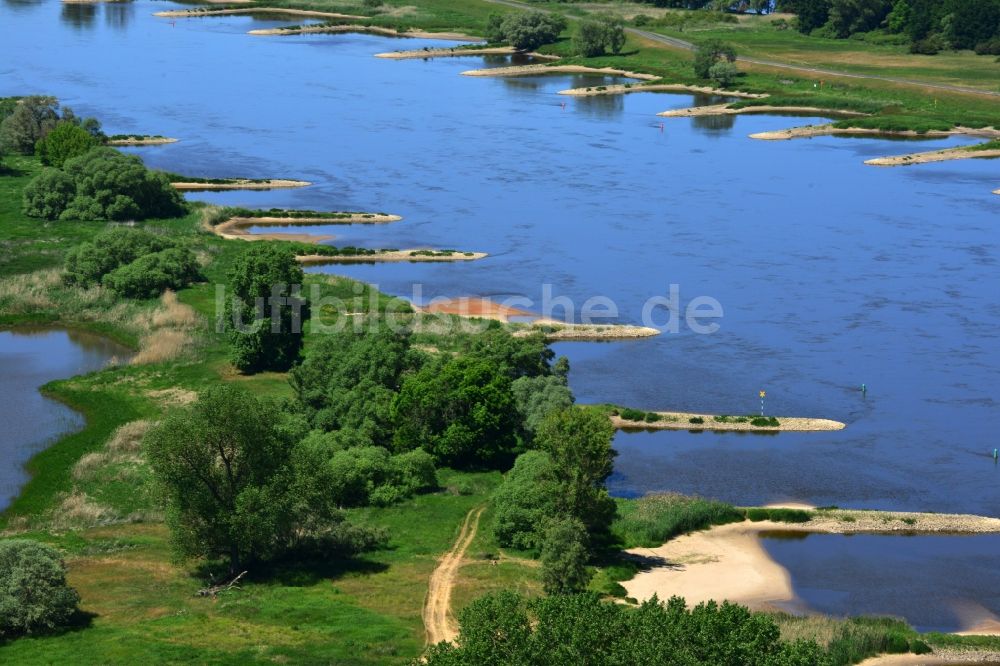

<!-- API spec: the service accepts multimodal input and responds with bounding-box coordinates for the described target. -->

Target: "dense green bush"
[709,60,739,87]
[101,246,201,299]
[693,39,736,79]
[0,96,61,155]
[22,168,76,219]
[619,407,646,421]
[574,16,625,57]
[613,493,744,548]
[23,147,184,221]
[751,416,781,427]
[0,539,81,639]
[540,518,592,595]
[511,374,574,436]
[485,11,567,50]
[745,507,812,523]
[322,446,437,507]
[425,592,827,665]
[35,120,98,168]
[64,227,174,287]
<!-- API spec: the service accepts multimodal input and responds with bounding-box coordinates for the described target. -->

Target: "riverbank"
[517,319,660,341]
[612,411,846,432]
[170,178,310,191]
[659,103,866,118]
[460,63,657,80]
[154,7,364,20]
[106,136,178,146]
[865,146,1000,167]
[296,249,486,264]
[248,24,480,40]
[623,510,1000,614]
[558,82,765,98]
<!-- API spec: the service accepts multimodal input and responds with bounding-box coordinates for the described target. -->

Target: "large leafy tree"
[35,120,98,168]
[496,12,567,50]
[0,96,61,155]
[226,244,308,373]
[540,517,592,595]
[693,39,737,79]
[0,540,80,639]
[492,450,561,550]
[145,385,365,573]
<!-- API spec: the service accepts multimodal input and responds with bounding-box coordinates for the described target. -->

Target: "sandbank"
[416,297,534,322]
[659,103,866,118]
[376,46,556,60]
[107,136,178,146]
[296,250,486,264]
[519,319,660,341]
[154,7,364,19]
[249,24,480,40]
[859,652,1000,665]
[612,412,845,432]
[460,64,657,80]
[171,179,310,191]
[865,147,1000,167]
[750,124,1000,141]
[559,83,765,98]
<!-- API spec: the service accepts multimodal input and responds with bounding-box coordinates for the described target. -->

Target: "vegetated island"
[610,407,845,432]
[105,135,178,146]
[248,24,480,40]
[559,83,765,98]
[153,7,364,20]
[622,507,1000,620]
[659,103,866,118]
[376,46,558,61]
[865,141,1000,167]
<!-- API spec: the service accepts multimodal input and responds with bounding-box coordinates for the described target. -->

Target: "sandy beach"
[612,412,845,432]
[865,147,1000,167]
[559,83,765,98]
[624,511,1000,612]
[249,25,480,41]
[106,136,177,146]
[416,297,534,321]
[296,250,487,264]
[154,7,364,19]
[171,179,310,191]
[659,103,866,118]
[460,64,658,80]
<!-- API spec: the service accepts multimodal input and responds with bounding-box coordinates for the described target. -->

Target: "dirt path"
[423,506,484,646]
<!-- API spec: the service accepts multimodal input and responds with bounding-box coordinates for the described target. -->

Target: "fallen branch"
[196,570,247,598]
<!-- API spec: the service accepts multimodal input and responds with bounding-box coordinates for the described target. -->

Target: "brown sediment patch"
[154,7,364,19]
[211,213,400,243]
[107,137,178,146]
[461,64,658,80]
[519,319,660,341]
[559,83,765,98]
[296,250,487,264]
[750,124,1000,141]
[249,24,480,40]
[416,297,534,322]
[377,46,557,60]
[171,179,310,191]
[612,412,845,432]
[865,147,1000,167]
[659,103,867,118]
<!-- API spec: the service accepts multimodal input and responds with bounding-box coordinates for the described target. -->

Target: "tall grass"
[612,493,744,548]
[772,614,930,666]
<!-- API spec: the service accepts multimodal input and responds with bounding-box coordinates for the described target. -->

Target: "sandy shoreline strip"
[865,147,1000,167]
[212,213,401,243]
[659,103,866,118]
[461,64,658,80]
[520,319,660,340]
[559,83,765,98]
[859,651,1000,665]
[376,46,557,60]
[613,412,845,432]
[154,7,364,19]
[249,24,480,41]
[107,136,178,146]
[171,179,310,191]
[624,512,1000,614]
[750,123,1000,141]
[297,250,486,264]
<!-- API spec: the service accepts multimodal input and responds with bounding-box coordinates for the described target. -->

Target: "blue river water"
[2,0,999,629]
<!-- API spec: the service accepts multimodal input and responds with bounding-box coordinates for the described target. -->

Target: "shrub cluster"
[63,227,201,298]
[612,493,745,548]
[23,147,185,221]
[484,11,567,51]
[0,539,81,639]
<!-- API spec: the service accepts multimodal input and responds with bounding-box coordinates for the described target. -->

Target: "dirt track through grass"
[423,506,484,646]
